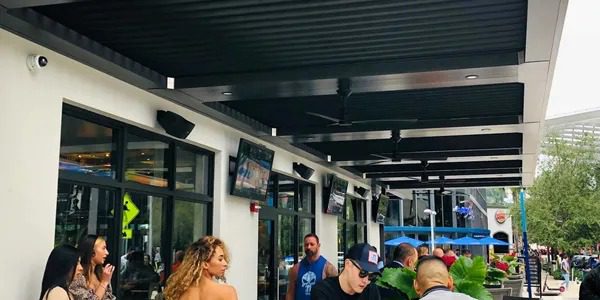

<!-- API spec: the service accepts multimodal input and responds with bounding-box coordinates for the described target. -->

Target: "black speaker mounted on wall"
[157,110,195,139]
[293,162,315,180]
[354,186,369,198]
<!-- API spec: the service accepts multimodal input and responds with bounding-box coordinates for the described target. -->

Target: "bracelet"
[97,283,108,290]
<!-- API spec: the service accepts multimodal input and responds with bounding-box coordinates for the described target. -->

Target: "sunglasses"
[349,259,379,280]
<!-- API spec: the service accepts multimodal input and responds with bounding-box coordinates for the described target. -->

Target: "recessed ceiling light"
[222,91,233,96]
[465,74,479,79]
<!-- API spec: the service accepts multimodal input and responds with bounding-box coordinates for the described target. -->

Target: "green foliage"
[454,281,493,300]
[512,134,600,252]
[450,256,488,284]
[376,267,418,300]
[375,256,493,300]
[485,267,507,285]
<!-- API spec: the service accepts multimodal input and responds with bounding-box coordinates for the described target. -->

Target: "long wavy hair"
[39,245,79,300]
[163,236,230,300]
[78,235,105,282]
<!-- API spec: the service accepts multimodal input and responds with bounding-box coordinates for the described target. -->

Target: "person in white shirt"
[414,256,477,300]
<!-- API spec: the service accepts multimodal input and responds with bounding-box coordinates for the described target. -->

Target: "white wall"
[0,29,378,299]
[487,208,513,247]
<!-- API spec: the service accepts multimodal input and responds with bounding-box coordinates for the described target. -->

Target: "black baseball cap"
[345,243,380,273]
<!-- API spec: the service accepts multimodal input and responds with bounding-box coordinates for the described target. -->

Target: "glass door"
[258,218,275,300]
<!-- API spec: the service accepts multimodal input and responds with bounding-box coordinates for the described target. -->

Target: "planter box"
[503,279,524,296]
[486,287,512,300]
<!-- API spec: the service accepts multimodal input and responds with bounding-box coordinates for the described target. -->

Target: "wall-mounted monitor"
[230,139,275,201]
[374,194,389,224]
[323,174,348,215]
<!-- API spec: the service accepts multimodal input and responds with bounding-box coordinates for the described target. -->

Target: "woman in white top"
[39,245,83,300]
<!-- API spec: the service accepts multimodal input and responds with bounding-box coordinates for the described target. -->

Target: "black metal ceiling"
[1,0,529,189]
[28,0,525,80]
[215,83,524,135]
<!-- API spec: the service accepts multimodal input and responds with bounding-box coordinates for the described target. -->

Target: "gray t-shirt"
[420,290,478,300]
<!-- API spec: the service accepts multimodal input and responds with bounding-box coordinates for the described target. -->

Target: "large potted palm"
[376,256,493,300]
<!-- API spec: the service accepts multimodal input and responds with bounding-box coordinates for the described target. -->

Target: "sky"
[545,1,600,119]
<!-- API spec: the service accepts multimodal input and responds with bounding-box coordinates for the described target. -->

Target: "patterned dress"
[69,274,116,300]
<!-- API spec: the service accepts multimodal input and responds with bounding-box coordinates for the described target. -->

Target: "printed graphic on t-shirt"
[301,271,317,295]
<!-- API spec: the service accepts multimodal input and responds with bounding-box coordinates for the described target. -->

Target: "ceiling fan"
[305,78,418,127]
[368,129,448,164]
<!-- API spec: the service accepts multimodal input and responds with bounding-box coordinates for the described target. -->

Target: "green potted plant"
[484,266,507,288]
[376,256,493,300]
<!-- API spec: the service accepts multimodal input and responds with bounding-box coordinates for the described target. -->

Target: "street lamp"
[424,209,437,252]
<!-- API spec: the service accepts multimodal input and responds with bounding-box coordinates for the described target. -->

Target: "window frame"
[57,104,215,293]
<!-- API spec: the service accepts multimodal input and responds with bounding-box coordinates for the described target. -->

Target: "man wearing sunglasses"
[311,243,381,300]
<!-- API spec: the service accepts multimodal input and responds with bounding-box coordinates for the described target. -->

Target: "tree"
[512,134,600,252]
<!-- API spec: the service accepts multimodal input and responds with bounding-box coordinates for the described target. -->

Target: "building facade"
[0,29,380,299]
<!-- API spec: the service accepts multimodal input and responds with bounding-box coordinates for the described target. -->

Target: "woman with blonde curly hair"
[163,236,237,300]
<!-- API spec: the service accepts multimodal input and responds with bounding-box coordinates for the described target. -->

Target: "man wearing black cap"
[311,243,381,299]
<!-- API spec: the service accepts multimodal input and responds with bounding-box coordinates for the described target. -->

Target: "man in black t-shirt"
[311,243,381,300]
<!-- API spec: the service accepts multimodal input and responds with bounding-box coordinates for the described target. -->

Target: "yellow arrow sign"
[122,193,140,229]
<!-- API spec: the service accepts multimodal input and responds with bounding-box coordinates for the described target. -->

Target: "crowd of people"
[41,234,535,300]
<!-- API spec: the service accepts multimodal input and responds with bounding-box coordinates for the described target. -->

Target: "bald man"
[414,256,477,300]
[432,247,444,258]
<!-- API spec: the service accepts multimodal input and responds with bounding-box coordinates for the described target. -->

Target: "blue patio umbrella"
[452,237,482,246]
[478,237,510,246]
[425,236,455,245]
[384,236,424,247]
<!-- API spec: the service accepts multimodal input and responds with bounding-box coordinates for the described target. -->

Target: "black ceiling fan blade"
[351,118,419,124]
[305,111,341,123]
[369,153,391,160]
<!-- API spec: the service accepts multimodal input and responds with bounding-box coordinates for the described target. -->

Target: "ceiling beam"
[334,149,522,163]
[366,168,521,178]
[181,64,518,102]
[387,177,522,189]
[281,123,525,143]
[0,0,88,9]
[354,160,522,173]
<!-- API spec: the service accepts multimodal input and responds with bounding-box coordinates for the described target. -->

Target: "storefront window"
[118,192,163,298]
[55,182,116,246]
[176,146,210,194]
[126,133,170,188]
[56,106,214,296]
[277,179,295,210]
[59,114,117,178]
[338,196,367,266]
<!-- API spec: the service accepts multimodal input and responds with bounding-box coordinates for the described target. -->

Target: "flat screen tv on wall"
[230,139,275,202]
[374,194,389,224]
[323,174,348,215]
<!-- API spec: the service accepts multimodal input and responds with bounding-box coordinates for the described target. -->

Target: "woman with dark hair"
[40,245,83,300]
[69,235,116,300]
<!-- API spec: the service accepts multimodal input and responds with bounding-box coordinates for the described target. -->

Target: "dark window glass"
[126,133,170,188]
[386,199,400,226]
[278,215,294,298]
[346,197,355,221]
[277,178,295,210]
[176,147,210,194]
[172,200,208,251]
[337,218,345,270]
[298,218,312,257]
[55,183,116,246]
[118,193,164,297]
[298,183,313,213]
[59,114,117,178]
[434,191,443,227]
[357,224,365,243]
[443,194,454,227]
[346,225,357,249]
[403,198,416,226]
[265,175,276,207]
[416,192,430,226]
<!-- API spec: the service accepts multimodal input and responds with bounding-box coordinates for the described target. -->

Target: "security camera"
[27,55,48,71]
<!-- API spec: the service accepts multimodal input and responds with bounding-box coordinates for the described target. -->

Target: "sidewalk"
[520,271,580,300]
